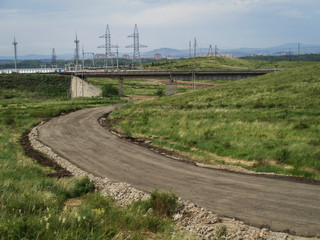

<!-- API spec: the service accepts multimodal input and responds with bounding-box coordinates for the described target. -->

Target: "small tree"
[102,84,119,97]
[155,88,164,97]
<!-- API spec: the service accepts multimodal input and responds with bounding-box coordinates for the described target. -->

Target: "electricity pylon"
[126,24,147,70]
[98,24,118,71]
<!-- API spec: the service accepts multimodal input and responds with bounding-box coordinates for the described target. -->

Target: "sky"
[0,0,319,56]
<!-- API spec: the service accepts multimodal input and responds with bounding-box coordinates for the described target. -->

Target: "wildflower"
[46,223,50,230]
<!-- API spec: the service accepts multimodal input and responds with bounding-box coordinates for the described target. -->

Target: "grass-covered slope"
[0,75,186,239]
[109,63,320,179]
[0,74,70,98]
[146,56,314,71]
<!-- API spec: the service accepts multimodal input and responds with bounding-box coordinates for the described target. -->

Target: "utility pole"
[51,48,57,69]
[82,45,85,70]
[74,34,80,71]
[298,43,301,55]
[214,45,218,69]
[115,46,119,71]
[194,37,197,58]
[189,41,191,58]
[13,36,18,71]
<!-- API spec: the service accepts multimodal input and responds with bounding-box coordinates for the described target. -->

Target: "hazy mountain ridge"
[1,43,319,60]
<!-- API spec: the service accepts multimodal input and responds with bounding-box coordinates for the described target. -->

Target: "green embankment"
[146,56,314,70]
[0,74,186,239]
[0,74,70,98]
[109,63,320,179]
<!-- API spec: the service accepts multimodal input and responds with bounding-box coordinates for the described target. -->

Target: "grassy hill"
[145,56,314,71]
[109,63,320,179]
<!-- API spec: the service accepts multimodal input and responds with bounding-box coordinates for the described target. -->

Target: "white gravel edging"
[29,121,316,240]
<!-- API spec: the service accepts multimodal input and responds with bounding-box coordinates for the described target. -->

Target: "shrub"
[215,225,228,239]
[141,111,149,125]
[68,176,95,198]
[253,99,265,109]
[293,121,309,130]
[155,89,164,97]
[102,84,119,97]
[5,115,15,126]
[150,190,179,217]
[4,94,15,99]
[274,148,290,164]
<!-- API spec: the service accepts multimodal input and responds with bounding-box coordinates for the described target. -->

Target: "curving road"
[37,106,320,237]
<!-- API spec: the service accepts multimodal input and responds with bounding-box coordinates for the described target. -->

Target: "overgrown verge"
[0,74,70,98]
[108,63,320,180]
[0,76,181,239]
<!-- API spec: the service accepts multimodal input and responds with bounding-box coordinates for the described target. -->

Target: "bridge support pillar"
[165,75,177,96]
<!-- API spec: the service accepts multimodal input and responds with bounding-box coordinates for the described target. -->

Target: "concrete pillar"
[119,76,124,97]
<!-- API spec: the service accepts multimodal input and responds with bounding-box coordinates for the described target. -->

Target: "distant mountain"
[142,48,188,57]
[1,43,320,60]
[141,43,320,58]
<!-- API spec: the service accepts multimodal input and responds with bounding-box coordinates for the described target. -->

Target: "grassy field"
[87,77,191,97]
[145,56,315,71]
[109,63,320,179]
[0,74,190,239]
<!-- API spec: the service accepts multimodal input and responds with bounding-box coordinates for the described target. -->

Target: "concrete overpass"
[62,69,276,81]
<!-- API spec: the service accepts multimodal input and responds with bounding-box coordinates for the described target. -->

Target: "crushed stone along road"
[37,106,320,238]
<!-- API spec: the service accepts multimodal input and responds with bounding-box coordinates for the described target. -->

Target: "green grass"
[109,63,320,179]
[0,74,188,239]
[145,56,315,71]
[0,74,70,98]
[88,77,190,96]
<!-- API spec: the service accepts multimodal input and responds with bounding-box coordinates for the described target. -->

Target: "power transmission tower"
[13,36,18,70]
[51,48,57,68]
[194,38,197,58]
[207,44,214,57]
[74,34,80,71]
[126,24,147,70]
[98,25,118,71]
[214,45,218,69]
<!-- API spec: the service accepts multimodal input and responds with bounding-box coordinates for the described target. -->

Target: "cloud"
[0,0,319,55]
[109,0,254,28]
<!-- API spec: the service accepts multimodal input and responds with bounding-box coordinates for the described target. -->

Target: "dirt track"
[37,106,320,237]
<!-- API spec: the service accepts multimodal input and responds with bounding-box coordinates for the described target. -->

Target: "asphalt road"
[37,106,320,237]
